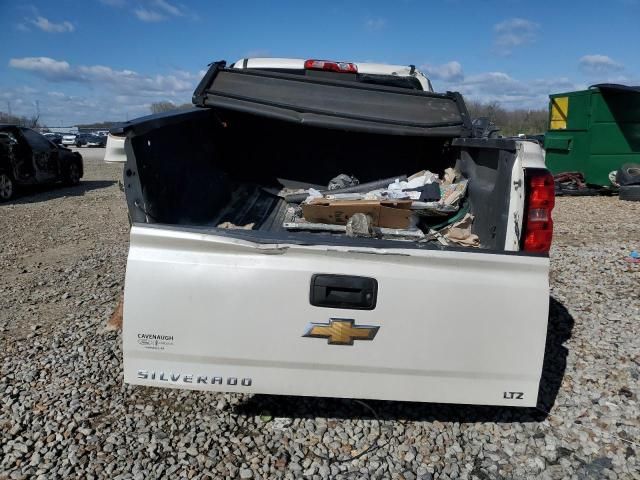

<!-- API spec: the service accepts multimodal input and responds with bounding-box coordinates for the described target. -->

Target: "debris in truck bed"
[302,198,413,229]
[274,178,325,198]
[283,207,424,240]
[443,167,459,185]
[439,213,480,247]
[280,169,477,245]
[440,179,468,207]
[216,221,255,230]
[410,180,468,217]
[283,175,407,203]
[385,170,439,199]
[328,173,359,190]
[345,213,374,237]
[403,182,441,202]
[410,202,458,216]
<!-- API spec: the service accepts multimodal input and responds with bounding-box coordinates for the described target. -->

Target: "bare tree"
[150,102,193,114]
[150,101,177,114]
[0,111,40,127]
[466,101,548,136]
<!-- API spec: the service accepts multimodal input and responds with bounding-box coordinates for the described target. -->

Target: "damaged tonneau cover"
[191,61,472,137]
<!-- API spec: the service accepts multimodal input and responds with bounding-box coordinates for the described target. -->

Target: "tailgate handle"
[310,274,377,310]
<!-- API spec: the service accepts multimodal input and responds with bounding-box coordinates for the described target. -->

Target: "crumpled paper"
[217,222,255,230]
[386,170,440,199]
[439,213,480,247]
[443,167,460,186]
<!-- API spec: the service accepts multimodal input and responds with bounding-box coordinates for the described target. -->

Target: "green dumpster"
[544,84,640,186]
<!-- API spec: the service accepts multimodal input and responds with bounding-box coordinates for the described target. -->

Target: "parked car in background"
[74,134,92,147]
[61,134,77,146]
[42,132,63,145]
[0,125,83,201]
[84,135,106,147]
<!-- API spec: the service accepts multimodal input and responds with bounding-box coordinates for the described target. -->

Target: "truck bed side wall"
[456,145,516,251]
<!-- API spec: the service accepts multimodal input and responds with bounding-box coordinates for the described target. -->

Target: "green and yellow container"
[544,84,640,186]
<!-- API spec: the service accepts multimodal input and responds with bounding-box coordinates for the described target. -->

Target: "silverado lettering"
[137,370,252,386]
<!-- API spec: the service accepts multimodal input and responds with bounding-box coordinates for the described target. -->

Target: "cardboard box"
[302,199,413,229]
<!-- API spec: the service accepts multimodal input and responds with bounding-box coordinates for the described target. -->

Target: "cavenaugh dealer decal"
[137,333,174,350]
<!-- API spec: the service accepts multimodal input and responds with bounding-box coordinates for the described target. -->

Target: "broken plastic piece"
[346,213,374,237]
[328,174,359,191]
[305,188,323,202]
[285,175,407,203]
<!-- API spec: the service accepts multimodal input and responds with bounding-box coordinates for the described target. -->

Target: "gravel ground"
[1,151,638,479]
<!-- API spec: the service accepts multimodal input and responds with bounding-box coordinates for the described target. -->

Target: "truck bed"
[122,107,520,251]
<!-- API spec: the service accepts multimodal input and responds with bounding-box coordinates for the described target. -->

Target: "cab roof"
[231,57,433,92]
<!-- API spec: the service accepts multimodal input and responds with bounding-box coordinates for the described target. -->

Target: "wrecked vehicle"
[119,58,554,407]
[0,125,83,201]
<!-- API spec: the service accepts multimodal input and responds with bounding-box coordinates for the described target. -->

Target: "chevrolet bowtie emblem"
[303,319,379,345]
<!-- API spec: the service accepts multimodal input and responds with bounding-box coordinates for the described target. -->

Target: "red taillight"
[522,171,555,254]
[304,59,358,73]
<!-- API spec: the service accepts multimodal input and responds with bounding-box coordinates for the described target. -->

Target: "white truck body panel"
[123,224,549,407]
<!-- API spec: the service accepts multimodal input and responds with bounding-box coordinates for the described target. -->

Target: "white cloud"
[421,61,464,82]
[31,16,75,33]
[425,62,582,109]
[153,0,183,17]
[9,57,74,80]
[365,17,386,31]
[9,57,198,95]
[493,18,539,55]
[7,56,201,124]
[579,54,624,75]
[135,8,165,22]
[133,0,186,22]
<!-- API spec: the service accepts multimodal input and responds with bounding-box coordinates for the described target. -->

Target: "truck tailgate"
[123,225,549,407]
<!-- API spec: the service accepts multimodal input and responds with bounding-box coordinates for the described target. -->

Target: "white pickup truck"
[118,58,554,407]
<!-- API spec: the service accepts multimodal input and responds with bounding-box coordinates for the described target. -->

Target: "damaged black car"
[0,125,83,201]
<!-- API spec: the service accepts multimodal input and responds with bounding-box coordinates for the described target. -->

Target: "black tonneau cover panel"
[192,62,472,137]
[591,83,640,94]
